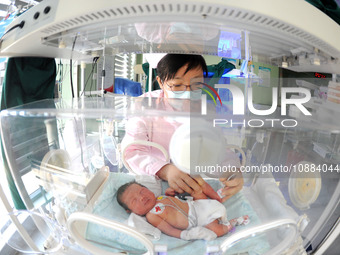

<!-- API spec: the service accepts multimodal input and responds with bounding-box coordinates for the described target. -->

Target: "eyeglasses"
[165,82,204,94]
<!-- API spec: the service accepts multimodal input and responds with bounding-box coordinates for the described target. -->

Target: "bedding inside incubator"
[0,96,339,255]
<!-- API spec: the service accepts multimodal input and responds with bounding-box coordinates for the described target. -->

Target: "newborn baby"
[117,181,249,240]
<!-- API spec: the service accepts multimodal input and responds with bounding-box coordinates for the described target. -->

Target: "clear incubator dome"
[0,0,339,255]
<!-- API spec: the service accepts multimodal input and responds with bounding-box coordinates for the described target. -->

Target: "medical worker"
[122,54,243,202]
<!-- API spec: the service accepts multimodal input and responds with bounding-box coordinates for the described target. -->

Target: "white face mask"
[166,90,202,100]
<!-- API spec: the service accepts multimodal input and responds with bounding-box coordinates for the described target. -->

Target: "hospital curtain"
[0,57,56,209]
[142,62,160,92]
[207,58,235,81]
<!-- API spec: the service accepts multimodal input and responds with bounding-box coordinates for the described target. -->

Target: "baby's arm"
[146,212,182,238]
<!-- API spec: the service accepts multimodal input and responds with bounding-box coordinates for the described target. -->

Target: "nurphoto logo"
[200,84,312,128]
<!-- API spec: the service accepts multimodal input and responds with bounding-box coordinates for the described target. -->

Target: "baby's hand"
[165,187,176,196]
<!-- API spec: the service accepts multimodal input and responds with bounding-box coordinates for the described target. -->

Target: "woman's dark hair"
[156,54,208,82]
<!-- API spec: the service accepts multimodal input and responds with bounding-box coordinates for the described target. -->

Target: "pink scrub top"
[121,90,241,175]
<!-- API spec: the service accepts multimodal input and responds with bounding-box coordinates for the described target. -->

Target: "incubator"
[0,0,339,254]
[0,96,339,255]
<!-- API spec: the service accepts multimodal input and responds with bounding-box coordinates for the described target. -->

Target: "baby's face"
[121,184,156,216]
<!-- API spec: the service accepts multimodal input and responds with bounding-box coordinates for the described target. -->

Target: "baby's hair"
[116,181,145,211]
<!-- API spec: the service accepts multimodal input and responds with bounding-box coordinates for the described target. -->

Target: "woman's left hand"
[219,171,244,203]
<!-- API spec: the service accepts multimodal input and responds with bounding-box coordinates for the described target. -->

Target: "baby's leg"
[205,215,250,237]
[204,219,233,237]
[229,215,250,227]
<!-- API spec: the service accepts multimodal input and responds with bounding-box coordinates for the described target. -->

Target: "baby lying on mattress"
[117,181,249,241]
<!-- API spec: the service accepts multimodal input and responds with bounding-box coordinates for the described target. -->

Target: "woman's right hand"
[156,164,202,195]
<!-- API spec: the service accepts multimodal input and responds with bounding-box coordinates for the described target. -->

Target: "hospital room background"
[0,0,339,255]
